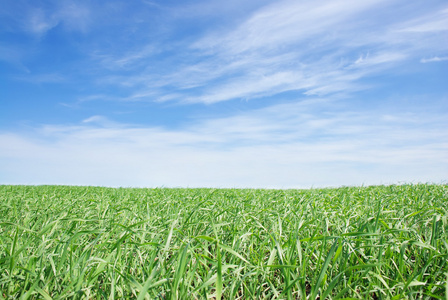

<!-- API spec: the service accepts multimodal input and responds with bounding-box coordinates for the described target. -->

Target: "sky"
[0,0,447,188]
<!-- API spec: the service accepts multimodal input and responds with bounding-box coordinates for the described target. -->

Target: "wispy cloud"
[14,73,65,84]
[420,56,448,63]
[84,1,447,105]
[395,8,448,33]
[92,45,160,70]
[27,8,59,35]
[7,0,92,36]
[56,2,91,33]
[192,0,388,54]
[2,1,446,104]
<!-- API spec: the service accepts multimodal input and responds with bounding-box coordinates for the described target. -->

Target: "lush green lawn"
[0,184,447,299]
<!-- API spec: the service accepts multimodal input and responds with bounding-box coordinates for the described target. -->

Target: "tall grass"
[0,184,447,299]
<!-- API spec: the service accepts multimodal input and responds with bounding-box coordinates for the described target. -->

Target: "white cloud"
[86,1,448,105]
[350,52,408,68]
[1,99,447,188]
[93,45,159,70]
[192,71,302,104]
[420,56,448,63]
[193,0,387,54]
[396,8,448,33]
[19,1,91,36]
[28,8,59,35]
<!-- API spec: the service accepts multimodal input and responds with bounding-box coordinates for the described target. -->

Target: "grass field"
[0,184,447,299]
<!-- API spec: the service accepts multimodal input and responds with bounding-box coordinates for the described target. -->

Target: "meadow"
[0,184,447,299]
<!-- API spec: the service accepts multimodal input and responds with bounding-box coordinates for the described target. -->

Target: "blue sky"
[1,0,447,188]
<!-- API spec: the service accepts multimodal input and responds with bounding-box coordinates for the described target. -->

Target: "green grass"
[0,184,447,299]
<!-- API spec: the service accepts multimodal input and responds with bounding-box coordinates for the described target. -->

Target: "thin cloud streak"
[14,73,65,84]
[420,56,448,63]
[192,0,388,54]
[395,8,448,33]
